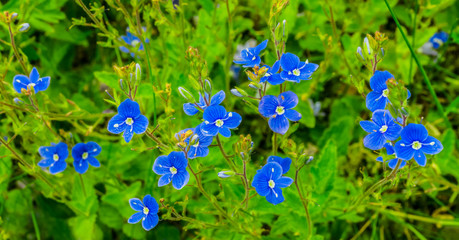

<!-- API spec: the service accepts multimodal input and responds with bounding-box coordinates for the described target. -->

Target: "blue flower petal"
[219,127,231,137]
[210,90,225,106]
[370,110,388,127]
[366,91,388,112]
[119,46,129,53]
[421,136,443,155]
[143,194,159,213]
[269,115,289,135]
[265,187,284,205]
[123,127,135,143]
[251,171,270,196]
[384,143,395,155]
[188,146,209,159]
[118,99,141,118]
[370,71,392,92]
[86,157,100,167]
[278,91,298,109]
[384,123,402,141]
[253,39,268,55]
[300,63,319,74]
[242,57,260,68]
[268,74,285,85]
[142,213,159,231]
[201,123,219,136]
[360,120,379,133]
[270,61,281,73]
[280,53,299,72]
[38,158,54,167]
[38,146,55,159]
[128,212,144,224]
[74,160,89,174]
[388,159,406,169]
[276,176,293,188]
[71,143,86,162]
[153,155,172,175]
[284,109,301,121]
[376,156,383,162]
[267,156,292,174]
[363,132,385,150]
[133,115,149,134]
[55,142,69,159]
[35,76,50,92]
[29,67,40,82]
[13,75,30,93]
[203,105,227,122]
[172,171,190,190]
[394,141,415,160]
[259,95,279,117]
[261,162,283,181]
[223,112,242,128]
[169,151,188,170]
[414,151,427,167]
[108,114,128,134]
[158,174,173,187]
[129,198,144,211]
[49,160,67,174]
[85,142,101,157]
[183,103,199,116]
[401,123,429,142]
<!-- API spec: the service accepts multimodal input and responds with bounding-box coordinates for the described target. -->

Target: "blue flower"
[280,53,318,83]
[376,142,406,169]
[183,90,225,116]
[201,105,242,137]
[366,70,411,112]
[233,40,268,67]
[266,156,291,174]
[72,142,102,174]
[360,110,402,150]
[188,124,213,159]
[128,194,159,231]
[429,32,448,49]
[259,61,284,85]
[258,91,302,135]
[153,151,190,190]
[13,67,50,94]
[38,142,68,174]
[251,162,293,205]
[108,99,149,143]
[119,28,149,58]
[394,123,443,167]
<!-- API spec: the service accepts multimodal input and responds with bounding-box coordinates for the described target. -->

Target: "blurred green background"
[0,0,458,239]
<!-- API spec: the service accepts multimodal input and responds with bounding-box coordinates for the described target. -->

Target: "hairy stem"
[295,166,312,239]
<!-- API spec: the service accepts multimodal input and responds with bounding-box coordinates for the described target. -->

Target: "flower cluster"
[119,27,150,58]
[38,141,101,175]
[13,67,50,94]
[232,40,319,135]
[107,98,149,143]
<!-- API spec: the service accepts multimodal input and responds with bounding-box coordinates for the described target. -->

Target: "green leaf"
[311,139,337,204]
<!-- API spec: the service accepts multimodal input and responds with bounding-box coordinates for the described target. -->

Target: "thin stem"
[272,133,278,155]
[8,22,28,73]
[371,207,459,226]
[295,167,312,239]
[384,0,451,128]
[216,135,237,172]
[224,0,233,92]
[31,208,41,240]
[408,1,418,85]
[242,160,250,209]
[79,174,87,198]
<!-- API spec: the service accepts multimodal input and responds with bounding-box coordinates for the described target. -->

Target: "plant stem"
[408,1,419,85]
[216,135,237,171]
[295,166,312,239]
[224,0,233,92]
[384,0,451,128]
[31,209,41,240]
[272,133,278,155]
[79,174,87,198]
[371,207,459,226]
[8,22,28,74]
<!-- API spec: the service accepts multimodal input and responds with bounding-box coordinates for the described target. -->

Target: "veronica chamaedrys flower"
[13,67,50,94]
[107,99,149,143]
[38,142,68,174]
[360,110,402,150]
[128,194,159,231]
[201,105,242,137]
[252,162,293,205]
[429,32,448,49]
[267,156,291,174]
[188,124,213,159]
[259,61,284,85]
[119,28,149,58]
[376,142,406,169]
[366,70,411,112]
[279,53,318,83]
[153,151,190,190]
[394,123,443,167]
[233,40,268,67]
[258,91,301,135]
[183,90,225,116]
[72,142,102,174]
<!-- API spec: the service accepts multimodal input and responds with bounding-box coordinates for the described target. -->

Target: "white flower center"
[216,119,224,127]
[264,72,272,78]
[82,152,88,160]
[53,154,59,161]
[252,56,256,61]
[170,166,178,174]
[379,125,388,133]
[276,106,285,115]
[131,40,140,47]
[28,83,36,88]
[268,180,275,188]
[292,69,300,76]
[382,89,389,97]
[125,117,134,125]
[412,141,422,150]
[143,207,149,215]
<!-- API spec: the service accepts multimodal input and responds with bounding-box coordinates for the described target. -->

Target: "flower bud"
[178,87,195,102]
[357,46,364,60]
[135,63,141,82]
[306,156,314,164]
[218,170,235,178]
[230,89,244,97]
[19,23,30,32]
[364,37,371,54]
